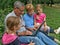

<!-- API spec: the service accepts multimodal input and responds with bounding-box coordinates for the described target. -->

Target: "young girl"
[2,16,34,45]
[34,4,60,43]
[34,5,50,33]
[34,4,60,34]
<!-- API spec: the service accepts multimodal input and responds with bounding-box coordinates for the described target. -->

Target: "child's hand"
[28,41,35,45]
[44,26,48,32]
[34,24,39,29]
[26,30,32,35]
[33,28,37,31]
[36,16,40,20]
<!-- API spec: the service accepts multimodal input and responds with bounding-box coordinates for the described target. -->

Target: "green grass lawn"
[0,6,60,45]
[43,6,60,45]
[44,6,60,29]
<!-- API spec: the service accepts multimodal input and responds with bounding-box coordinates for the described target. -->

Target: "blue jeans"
[36,32,57,45]
[19,32,57,45]
[19,36,45,45]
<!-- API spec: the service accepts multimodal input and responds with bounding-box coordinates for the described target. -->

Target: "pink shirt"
[2,33,18,44]
[34,13,46,24]
[2,33,28,45]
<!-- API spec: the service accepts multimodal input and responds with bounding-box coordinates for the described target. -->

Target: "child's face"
[28,9,34,15]
[36,8,42,14]
[15,23,20,30]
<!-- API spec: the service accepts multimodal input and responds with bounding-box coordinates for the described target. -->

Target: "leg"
[36,32,58,45]
[18,36,45,45]
[40,26,55,40]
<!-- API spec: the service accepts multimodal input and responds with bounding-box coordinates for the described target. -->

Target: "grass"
[0,6,60,45]
[43,6,60,29]
[43,6,60,45]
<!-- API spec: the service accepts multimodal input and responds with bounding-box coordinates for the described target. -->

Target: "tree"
[49,0,54,7]
[27,0,32,4]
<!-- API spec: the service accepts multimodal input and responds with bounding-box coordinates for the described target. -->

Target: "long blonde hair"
[36,4,43,13]
[6,16,20,33]
[36,4,42,8]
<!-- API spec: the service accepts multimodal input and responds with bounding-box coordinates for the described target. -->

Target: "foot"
[54,39,60,44]
[54,30,57,34]
[54,27,60,34]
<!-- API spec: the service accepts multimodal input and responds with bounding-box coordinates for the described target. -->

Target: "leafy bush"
[0,0,60,9]
[0,7,13,34]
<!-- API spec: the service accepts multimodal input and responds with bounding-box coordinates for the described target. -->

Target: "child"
[34,4,60,34]
[34,5,50,33]
[34,4,60,43]
[25,4,39,30]
[2,16,34,45]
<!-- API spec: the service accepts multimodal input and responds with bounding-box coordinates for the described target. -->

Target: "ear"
[14,7,18,13]
[14,8,17,10]
[14,7,17,9]
[10,26,14,30]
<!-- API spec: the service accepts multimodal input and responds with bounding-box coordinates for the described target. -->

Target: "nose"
[37,10,39,12]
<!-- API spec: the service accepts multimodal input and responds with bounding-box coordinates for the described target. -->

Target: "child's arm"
[34,15,39,28]
[34,17,36,25]
[34,17,40,29]
[18,30,32,36]
[43,13,47,26]
[26,27,37,31]
[44,18,47,31]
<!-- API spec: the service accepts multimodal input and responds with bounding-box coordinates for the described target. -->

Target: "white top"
[5,11,26,32]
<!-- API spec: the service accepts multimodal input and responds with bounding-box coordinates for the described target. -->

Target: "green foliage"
[0,0,60,9]
[53,0,60,3]
[0,7,13,33]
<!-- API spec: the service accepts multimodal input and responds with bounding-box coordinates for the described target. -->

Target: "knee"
[34,37,40,40]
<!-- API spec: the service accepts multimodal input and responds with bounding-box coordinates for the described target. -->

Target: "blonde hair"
[36,4,43,13]
[36,4,42,8]
[6,16,20,31]
[36,7,43,13]
[26,4,34,11]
